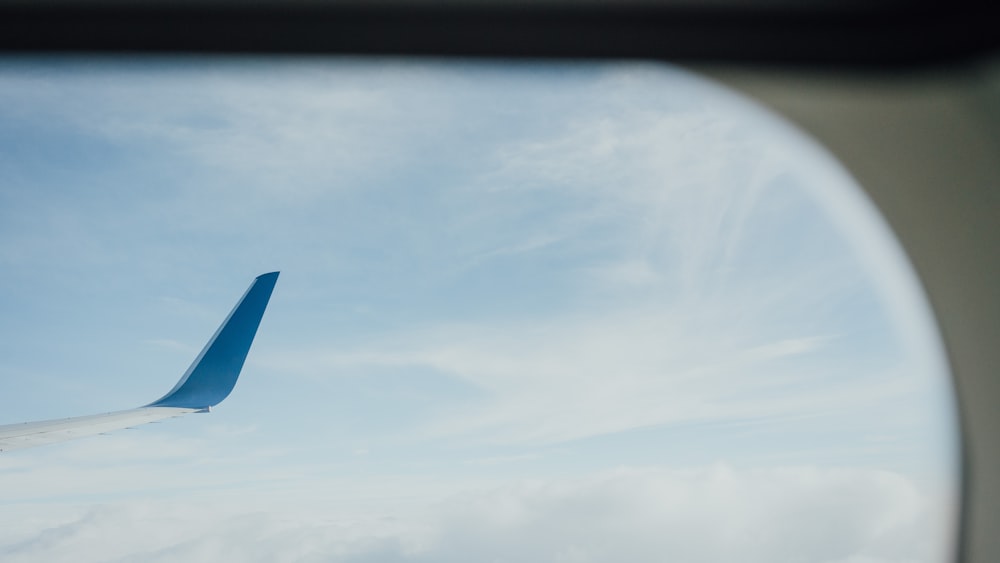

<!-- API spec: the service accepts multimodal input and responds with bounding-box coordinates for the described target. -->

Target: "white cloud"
[259,300,914,447]
[419,466,953,563]
[745,336,831,360]
[242,75,902,446]
[0,465,956,563]
[0,63,399,199]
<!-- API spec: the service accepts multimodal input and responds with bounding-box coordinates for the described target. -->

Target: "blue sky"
[0,59,960,562]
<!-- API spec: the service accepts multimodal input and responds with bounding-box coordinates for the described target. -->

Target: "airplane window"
[0,59,960,562]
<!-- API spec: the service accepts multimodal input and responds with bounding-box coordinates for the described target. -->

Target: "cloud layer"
[0,465,954,563]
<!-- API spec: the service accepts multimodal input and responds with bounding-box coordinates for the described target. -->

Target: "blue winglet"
[147,272,279,409]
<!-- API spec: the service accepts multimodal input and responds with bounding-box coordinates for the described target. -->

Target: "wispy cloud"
[249,82,908,447]
[270,304,907,447]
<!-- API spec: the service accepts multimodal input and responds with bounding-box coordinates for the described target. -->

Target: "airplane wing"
[0,271,279,453]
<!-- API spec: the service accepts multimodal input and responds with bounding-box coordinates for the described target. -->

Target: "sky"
[0,58,961,562]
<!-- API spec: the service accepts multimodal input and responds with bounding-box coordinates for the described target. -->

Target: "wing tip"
[145,272,278,410]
